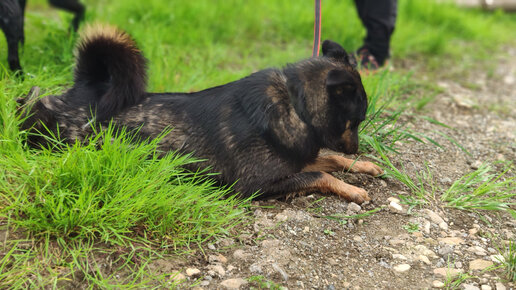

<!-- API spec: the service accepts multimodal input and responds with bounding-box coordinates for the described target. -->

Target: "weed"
[496,240,516,282]
[403,222,420,233]
[248,275,285,290]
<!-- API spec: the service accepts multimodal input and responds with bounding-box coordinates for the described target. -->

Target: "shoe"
[355,47,380,71]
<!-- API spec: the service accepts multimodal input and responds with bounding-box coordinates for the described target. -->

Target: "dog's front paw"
[352,161,383,176]
[349,187,371,204]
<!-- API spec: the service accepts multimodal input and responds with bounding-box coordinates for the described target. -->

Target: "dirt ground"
[149,49,516,289]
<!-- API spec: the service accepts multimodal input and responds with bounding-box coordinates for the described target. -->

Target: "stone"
[433,280,445,288]
[415,245,438,258]
[249,262,263,274]
[438,245,454,257]
[186,268,201,277]
[233,249,249,260]
[495,283,506,290]
[209,254,228,264]
[389,200,404,213]
[392,254,408,260]
[348,202,362,213]
[220,278,248,289]
[208,264,226,277]
[490,254,505,263]
[170,272,186,283]
[433,267,463,278]
[469,259,494,271]
[393,264,411,272]
[462,284,480,290]
[481,285,492,290]
[417,255,431,265]
[438,237,464,245]
[425,209,445,224]
[439,222,449,231]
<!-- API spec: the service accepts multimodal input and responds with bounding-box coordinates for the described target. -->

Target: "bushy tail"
[74,24,147,122]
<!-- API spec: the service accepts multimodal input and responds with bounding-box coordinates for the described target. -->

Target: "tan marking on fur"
[340,129,353,145]
[307,172,370,204]
[303,155,383,176]
[76,24,141,58]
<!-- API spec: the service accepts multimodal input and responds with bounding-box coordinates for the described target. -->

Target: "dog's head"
[287,40,367,154]
[321,40,367,154]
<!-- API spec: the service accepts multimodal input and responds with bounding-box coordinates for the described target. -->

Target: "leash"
[312,0,322,57]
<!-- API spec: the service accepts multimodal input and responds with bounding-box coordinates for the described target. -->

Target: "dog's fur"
[20,25,383,204]
[0,0,85,73]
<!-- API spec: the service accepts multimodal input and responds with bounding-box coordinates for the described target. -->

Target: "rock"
[439,222,449,231]
[186,268,201,277]
[170,272,186,283]
[469,259,494,271]
[467,246,487,256]
[424,221,431,235]
[469,228,478,236]
[490,254,505,263]
[387,197,400,203]
[425,209,445,224]
[233,249,249,260]
[417,255,431,265]
[438,237,464,245]
[438,245,454,257]
[272,262,288,281]
[415,245,438,258]
[392,254,408,260]
[393,264,411,273]
[249,262,263,274]
[453,94,477,109]
[220,278,248,289]
[462,284,480,290]
[209,254,228,264]
[348,202,362,214]
[470,160,482,170]
[433,267,463,278]
[389,200,404,213]
[208,264,226,277]
[495,283,506,290]
[207,243,216,250]
[433,280,445,288]
[481,285,492,290]
[353,236,363,243]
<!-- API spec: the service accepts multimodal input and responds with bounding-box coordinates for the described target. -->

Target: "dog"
[19,25,383,204]
[0,0,85,73]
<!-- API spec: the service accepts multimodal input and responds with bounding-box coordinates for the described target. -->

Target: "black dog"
[0,0,85,73]
[20,25,383,204]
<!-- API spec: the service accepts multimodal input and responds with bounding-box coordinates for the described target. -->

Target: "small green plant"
[441,163,515,211]
[403,222,420,233]
[443,271,475,289]
[497,240,516,282]
[248,275,285,290]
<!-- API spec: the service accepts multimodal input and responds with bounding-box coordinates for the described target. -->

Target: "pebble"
[170,272,186,283]
[389,200,404,213]
[469,259,494,271]
[186,268,201,277]
[208,264,226,277]
[425,209,445,225]
[433,280,445,288]
[433,267,463,278]
[495,283,506,290]
[438,245,454,257]
[417,255,431,265]
[438,237,464,245]
[348,202,362,214]
[490,254,505,263]
[207,243,216,250]
[393,264,411,273]
[462,284,480,290]
[392,254,408,260]
[249,263,263,274]
[481,285,492,290]
[220,278,248,289]
[233,249,249,260]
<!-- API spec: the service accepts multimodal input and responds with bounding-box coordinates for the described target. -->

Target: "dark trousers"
[354,0,397,65]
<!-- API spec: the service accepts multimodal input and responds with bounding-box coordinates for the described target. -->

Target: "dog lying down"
[19,25,383,204]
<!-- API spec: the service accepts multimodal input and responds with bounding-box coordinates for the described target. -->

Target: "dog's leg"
[18,0,27,44]
[302,155,383,176]
[48,0,85,31]
[265,171,370,204]
[6,33,22,73]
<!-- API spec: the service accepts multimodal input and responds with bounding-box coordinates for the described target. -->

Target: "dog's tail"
[74,24,147,122]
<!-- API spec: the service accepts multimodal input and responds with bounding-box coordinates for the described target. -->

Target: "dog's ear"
[326,69,356,96]
[322,40,348,60]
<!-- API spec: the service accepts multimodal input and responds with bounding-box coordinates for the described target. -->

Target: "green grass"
[1,0,516,287]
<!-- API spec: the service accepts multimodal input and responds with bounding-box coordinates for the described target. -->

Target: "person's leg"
[354,0,397,67]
